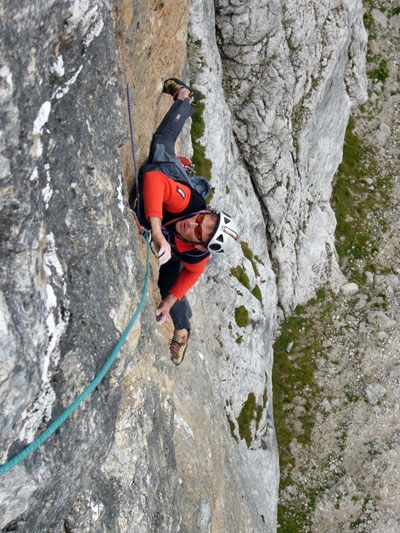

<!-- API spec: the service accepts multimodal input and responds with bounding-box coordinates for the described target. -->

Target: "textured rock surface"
[1,0,277,531]
[114,0,191,190]
[276,1,400,530]
[0,0,369,531]
[215,0,367,313]
[0,0,145,529]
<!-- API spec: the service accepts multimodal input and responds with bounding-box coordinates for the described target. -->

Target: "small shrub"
[190,101,212,184]
[235,306,250,327]
[230,265,251,290]
[236,392,257,447]
[369,59,390,83]
[251,284,263,306]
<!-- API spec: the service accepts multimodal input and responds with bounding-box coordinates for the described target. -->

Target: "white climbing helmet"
[207,210,239,254]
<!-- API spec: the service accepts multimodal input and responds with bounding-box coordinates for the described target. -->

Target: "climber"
[137,78,239,365]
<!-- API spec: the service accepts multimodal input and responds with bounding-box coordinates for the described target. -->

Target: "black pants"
[158,256,193,331]
[150,98,195,331]
[148,98,195,163]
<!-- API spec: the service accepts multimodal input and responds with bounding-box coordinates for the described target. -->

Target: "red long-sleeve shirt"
[142,170,210,301]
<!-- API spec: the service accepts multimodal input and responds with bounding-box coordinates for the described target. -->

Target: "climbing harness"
[0,85,150,476]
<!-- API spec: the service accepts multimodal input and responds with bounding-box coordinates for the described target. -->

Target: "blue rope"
[0,226,151,476]
[0,84,149,477]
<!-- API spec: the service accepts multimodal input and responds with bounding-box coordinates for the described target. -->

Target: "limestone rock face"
[215,0,368,312]
[114,0,191,188]
[0,0,277,531]
[0,0,147,529]
[0,0,367,531]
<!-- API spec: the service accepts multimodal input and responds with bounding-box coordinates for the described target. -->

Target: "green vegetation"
[251,284,263,306]
[237,392,258,447]
[275,103,395,529]
[275,108,396,527]
[234,305,250,327]
[275,70,397,533]
[363,0,391,87]
[241,241,263,277]
[331,116,392,284]
[235,335,243,344]
[369,58,390,83]
[226,385,268,447]
[273,301,323,445]
[227,413,238,443]
[190,101,212,184]
[230,265,263,306]
[236,386,268,448]
[273,290,333,531]
[230,265,251,290]
[273,1,399,529]
[363,11,377,40]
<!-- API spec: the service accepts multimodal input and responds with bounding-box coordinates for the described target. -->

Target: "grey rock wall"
[0,0,147,529]
[215,0,368,313]
[1,0,278,531]
[186,1,279,529]
[0,0,367,530]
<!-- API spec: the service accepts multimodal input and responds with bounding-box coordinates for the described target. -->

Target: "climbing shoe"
[162,78,202,105]
[169,330,191,366]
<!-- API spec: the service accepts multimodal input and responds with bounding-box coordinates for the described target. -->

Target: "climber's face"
[175,213,215,245]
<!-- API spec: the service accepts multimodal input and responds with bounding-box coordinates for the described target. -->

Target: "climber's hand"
[156,295,177,326]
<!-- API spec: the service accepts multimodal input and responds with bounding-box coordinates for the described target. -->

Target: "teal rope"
[0,232,151,476]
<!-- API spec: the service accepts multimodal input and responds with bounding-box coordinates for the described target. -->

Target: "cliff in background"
[274,2,400,529]
[0,0,366,531]
[214,0,367,313]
